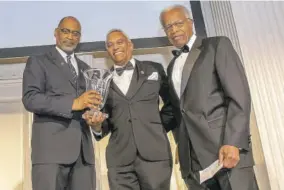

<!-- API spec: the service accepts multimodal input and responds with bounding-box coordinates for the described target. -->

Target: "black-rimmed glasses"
[59,28,81,38]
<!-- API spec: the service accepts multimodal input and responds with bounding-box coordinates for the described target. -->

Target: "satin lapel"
[108,66,125,98]
[126,60,147,100]
[180,37,204,100]
[168,58,180,106]
[110,81,125,98]
[46,47,77,89]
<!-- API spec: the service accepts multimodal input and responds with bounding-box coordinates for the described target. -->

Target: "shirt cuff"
[91,127,102,136]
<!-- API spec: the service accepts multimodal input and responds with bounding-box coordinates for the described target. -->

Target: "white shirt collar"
[55,46,75,60]
[186,34,197,50]
[114,58,136,69]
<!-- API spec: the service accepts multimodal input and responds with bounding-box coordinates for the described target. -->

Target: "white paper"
[199,160,223,184]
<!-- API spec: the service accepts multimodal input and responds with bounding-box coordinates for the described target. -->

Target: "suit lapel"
[76,58,87,94]
[168,59,180,106]
[180,37,203,99]
[109,66,126,98]
[46,47,77,89]
[126,60,147,100]
[110,81,125,97]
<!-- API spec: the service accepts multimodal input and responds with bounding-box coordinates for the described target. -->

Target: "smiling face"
[105,31,133,66]
[161,8,193,48]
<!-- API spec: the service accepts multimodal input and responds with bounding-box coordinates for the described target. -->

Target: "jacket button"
[128,119,132,123]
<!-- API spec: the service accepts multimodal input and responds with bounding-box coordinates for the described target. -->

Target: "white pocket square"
[147,72,158,80]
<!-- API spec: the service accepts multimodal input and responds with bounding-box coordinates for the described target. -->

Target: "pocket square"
[147,72,158,80]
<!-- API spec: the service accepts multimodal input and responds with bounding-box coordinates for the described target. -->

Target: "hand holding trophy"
[83,68,113,118]
[72,90,102,111]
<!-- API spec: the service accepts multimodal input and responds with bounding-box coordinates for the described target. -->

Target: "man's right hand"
[72,90,102,111]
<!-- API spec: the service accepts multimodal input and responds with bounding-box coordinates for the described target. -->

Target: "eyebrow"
[108,37,125,42]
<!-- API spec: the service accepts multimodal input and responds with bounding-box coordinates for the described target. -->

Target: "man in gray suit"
[83,29,174,190]
[159,5,258,190]
[22,16,101,190]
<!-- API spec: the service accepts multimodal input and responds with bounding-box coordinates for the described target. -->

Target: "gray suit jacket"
[167,36,254,178]
[98,60,173,168]
[22,47,94,164]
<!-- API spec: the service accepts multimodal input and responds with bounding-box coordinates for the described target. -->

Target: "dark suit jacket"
[22,47,94,164]
[167,36,254,178]
[98,60,173,168]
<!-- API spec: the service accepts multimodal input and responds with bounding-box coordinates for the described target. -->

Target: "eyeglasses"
[59,28,81,38]
[163,18,191,31]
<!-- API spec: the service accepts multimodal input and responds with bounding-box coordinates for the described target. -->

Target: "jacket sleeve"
[215,37,251,150]
[158,64,178,132]
[22,56,74,119]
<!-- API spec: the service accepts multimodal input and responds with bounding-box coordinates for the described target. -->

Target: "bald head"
[54,16,81,54]
[58,16,81,29]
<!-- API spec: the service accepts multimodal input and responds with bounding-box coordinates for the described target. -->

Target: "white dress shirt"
[113,58,136,95]
[92,58,135,136]
[56,46,79,75]
[172,34,196,99]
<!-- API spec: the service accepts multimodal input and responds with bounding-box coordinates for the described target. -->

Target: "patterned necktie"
[66,55,77,84]
[172,45,190,57]
[115,61,134,76]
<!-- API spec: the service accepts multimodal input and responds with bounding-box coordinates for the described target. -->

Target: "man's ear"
[54,28,58,38]
[129,41,134,51]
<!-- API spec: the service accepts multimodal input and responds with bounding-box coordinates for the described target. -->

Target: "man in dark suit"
[22,16,101,190]
[83,29,174,190]
[159,5,258,190]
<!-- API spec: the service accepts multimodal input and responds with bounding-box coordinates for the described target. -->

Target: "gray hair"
[159,5,193,26]
[105,28,131,48]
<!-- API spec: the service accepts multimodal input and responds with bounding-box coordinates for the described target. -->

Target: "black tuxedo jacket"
[167,36,254,178]
[99,60,174,168]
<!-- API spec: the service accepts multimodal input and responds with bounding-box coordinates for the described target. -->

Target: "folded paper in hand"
[199,160,223,184]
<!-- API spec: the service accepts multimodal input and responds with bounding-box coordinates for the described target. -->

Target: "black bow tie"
[172,45,190,57]
[115,62,134,76]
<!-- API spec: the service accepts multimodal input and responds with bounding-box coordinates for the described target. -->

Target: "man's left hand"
[219,145,240,169]
[82,110,106,132]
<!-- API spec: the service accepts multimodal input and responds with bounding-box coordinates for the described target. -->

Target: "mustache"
[62,40,75,46]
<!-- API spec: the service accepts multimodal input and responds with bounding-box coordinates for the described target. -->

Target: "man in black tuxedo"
[22,16,101,190]
[159,5,258,190]
[84,29,174,190]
